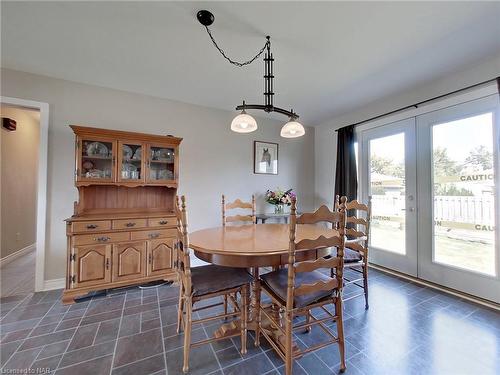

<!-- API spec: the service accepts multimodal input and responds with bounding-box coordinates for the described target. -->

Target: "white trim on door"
[1,96,49,292]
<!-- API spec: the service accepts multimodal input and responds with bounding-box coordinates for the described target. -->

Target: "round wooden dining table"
[190,223,338,268]
[189,223,339,355]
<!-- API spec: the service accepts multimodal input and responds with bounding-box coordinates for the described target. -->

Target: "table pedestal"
[212,267,301,357]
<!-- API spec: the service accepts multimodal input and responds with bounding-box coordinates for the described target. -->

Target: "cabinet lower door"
[147,238,174,276]
[74,245,112,288]
[112,241,147,282]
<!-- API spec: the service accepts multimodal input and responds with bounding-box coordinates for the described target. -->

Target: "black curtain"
[334,125,358,202]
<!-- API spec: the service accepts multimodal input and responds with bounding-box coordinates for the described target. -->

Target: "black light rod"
[235,104,298,119]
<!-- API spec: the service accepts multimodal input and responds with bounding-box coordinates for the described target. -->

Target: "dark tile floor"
[1,268,499,375]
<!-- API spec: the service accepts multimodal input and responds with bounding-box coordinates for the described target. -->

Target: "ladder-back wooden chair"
[175,196,252,373]
[335,195,372,309]
[222,194,256,225]
[258,197,347,375]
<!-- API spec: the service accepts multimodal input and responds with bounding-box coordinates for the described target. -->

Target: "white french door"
[360,118,418,276]
[416,95,500,303]
[359,94,500,303]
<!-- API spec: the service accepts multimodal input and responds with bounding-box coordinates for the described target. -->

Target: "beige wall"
[314,52,500,209]
[0,105,39,258]
[0,68,315,281]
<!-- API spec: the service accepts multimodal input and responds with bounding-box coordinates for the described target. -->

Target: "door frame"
[1,96,49,292]
[359,118,418,276]
[416,94,500,302]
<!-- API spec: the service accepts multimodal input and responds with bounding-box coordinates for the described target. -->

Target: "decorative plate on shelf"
[82,160,94,171]
[155,148,174,162]
[122,145,133,160]
[132,146,142,161]
[122,162,138,172]
[86,142,109,157]
[158,169,174,180]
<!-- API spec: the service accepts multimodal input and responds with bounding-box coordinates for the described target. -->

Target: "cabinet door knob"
[94,236,110,242]
[125,222,136,227]
[86,224,98,229]
[106,258,110,269]
[149,233,160,239]
[148,254,153,263]
[159,220,168,225]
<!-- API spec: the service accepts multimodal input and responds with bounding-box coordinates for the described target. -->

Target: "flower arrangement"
[265,188,296,213]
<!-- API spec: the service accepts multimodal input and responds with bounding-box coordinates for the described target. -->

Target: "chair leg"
[335,296,346,373]
[223,294,228,320]
[182,297,192,374]
[177,286,184,334]
[284,310,294,375]
[363,264,369,309]
[304,310,312,333]
[254,279,261,347]
[240,285,248,354]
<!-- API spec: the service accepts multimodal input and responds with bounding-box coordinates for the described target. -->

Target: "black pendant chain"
[204,26,270,67]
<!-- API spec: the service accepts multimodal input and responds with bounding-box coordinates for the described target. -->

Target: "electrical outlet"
[16,232,21,241]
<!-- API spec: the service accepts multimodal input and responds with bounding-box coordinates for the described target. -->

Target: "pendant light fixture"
[197,10,304,138]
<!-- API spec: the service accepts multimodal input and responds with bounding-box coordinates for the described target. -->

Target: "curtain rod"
[335,76,500,132]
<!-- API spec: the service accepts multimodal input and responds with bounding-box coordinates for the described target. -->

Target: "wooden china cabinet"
[63,125,182,304]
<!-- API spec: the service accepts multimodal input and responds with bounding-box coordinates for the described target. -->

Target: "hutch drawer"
[73,231,130,246]
[148,217,174,227]
[72,220,112,233]
[112,218,148,230]
[131,228,176,240]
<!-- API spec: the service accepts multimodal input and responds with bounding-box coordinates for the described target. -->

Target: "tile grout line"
[51,294,94,373]
[0,293,33,324]
[108,292,126,375]
[157,286,170,375]
[1,294,62,370]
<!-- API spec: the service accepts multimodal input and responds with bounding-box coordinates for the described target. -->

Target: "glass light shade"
[280,120,305,138]
[231,112,258,133]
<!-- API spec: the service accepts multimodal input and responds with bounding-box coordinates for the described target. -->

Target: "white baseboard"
[43,278,65,291]
[0,243,35,267]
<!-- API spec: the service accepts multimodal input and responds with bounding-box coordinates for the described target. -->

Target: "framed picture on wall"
[254,141,278,175]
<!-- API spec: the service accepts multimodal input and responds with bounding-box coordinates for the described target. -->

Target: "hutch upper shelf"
[72,125,181,187]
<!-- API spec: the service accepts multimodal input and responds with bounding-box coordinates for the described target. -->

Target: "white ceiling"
[2,1,499,125]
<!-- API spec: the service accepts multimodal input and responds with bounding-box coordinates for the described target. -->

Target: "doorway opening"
[0,105,40,296]
[0,96,49,295]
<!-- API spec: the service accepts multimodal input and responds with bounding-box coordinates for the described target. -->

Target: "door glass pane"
[121,143,142,180]
[432,112,496,276]
[149,146,174,181]
[369,133,406,254]
[81,139,113,179]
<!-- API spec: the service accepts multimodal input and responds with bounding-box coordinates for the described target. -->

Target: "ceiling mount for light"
[197,10,304,138]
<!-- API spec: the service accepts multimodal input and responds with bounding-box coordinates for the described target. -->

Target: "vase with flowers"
[265,188,296,214]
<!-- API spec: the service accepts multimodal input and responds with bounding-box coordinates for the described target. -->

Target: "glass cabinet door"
[147,144,176,183]
[118,141,144,183]
[78,138,115,182]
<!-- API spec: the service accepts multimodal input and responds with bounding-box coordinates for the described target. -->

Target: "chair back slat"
[294,278,338,296]
[345,228,365,238]
[222,194,256,226]
[225,198,253,210]
[225,215,254,223]
[335,195,372,261]
[345,200,369,211]
[346,216,367,226]
[296,205,342,225]
[294,257,341,273]
[295,235,343,251]
[345,240,366,255]
[285,196,347,310]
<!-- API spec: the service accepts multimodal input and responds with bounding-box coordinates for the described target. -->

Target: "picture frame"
[254,141,278,175]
